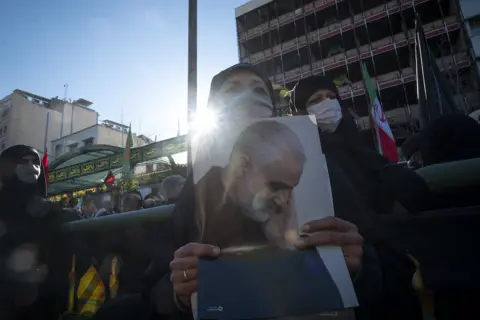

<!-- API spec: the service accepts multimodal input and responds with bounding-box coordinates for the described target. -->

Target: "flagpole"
[44,112,50,153]
[121,107,124,147]
[187,0,197,176]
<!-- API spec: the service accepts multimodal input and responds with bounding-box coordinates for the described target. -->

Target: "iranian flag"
[42,147,49,188]
[361,62,398,162]
[122,125,134,177]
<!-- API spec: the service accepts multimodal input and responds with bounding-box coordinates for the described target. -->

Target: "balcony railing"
[238,0,432,50]
[244,10,457,66]
[263,16,463,87]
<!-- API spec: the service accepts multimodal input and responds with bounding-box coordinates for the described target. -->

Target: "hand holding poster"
[192,116,357,319]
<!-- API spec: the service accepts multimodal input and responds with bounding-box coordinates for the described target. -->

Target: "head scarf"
[207,63,276,114]
[0,145,46,198]
[419,114,480,166]
[290,75,340,112]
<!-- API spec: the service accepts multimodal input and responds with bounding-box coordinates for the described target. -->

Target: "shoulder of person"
[32,198,81,223]
[61,208,83,223]
[26,196,61,218]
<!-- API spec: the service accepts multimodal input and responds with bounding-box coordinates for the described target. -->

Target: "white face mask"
[307,98,343,133]
[15,164,41,184]
[220,90,273,121]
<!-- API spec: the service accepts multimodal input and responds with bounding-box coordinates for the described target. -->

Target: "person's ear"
[235,155,251,178]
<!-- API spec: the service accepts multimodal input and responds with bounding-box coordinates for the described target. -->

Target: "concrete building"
[459,0,480,72]
[51,120,153,160]
[235,0,480,147]
[0,89,98,158]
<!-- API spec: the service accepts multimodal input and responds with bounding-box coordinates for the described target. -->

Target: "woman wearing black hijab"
[0,145,78,319]
[290,75,396,216]
[143,65,373,320]
[290,76,424,319]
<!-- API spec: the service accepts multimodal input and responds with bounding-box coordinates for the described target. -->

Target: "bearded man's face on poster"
[230,148,304,247]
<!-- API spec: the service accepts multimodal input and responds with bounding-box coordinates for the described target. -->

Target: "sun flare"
[191,108,217,134]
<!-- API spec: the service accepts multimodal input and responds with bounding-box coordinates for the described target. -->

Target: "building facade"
[0,89,98,158]
[459,0,480,70]
[51,120,153,160]
[235,0,480,147]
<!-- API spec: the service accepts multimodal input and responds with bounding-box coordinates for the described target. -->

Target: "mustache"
[257,198,285,214]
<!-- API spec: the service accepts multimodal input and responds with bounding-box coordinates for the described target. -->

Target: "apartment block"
[235,0,480,146]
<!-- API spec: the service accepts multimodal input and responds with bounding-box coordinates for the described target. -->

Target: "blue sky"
[0,0,247,141]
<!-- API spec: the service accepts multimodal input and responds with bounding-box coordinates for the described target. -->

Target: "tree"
[272,84,292,116]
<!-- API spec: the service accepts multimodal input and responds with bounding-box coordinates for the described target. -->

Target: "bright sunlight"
[191,108,217,134]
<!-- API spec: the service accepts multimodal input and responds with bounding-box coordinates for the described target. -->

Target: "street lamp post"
[187,0,197,175]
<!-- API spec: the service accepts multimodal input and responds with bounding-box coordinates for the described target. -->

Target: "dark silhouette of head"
[0,145,46,198]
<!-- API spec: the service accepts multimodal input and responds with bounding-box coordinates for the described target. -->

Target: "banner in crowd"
[47,169,179,201]
[48,135,187,183]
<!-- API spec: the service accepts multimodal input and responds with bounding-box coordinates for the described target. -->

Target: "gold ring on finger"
[183,270,188,282]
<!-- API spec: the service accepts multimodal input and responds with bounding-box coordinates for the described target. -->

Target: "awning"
[47,135,187,194]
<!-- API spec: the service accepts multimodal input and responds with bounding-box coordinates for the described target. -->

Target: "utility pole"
[187,0,197,175]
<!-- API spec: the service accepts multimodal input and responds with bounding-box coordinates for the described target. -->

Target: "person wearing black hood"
[290,76,424,319]
[138,64,388,320]
[290,75,399,215]
[0,145,79,319]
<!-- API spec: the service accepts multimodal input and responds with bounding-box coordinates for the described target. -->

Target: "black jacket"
[0,145,81,319]
[145,120,391,319]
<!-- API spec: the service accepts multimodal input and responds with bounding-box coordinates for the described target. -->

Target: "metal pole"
[44,112,50,152]
[70,103,74,134]
[187,0,197,176]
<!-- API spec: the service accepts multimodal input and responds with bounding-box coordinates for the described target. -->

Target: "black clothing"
[419,113,480,166]
[207,63,276,111]
[291,75,340,112]
[0,145,78,319]
[195,166,267,247]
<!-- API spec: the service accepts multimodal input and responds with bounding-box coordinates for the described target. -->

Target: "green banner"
[49,135,186,182]
[48,169,181,200]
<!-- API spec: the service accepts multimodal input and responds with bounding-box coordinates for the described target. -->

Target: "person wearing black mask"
[0,145,79,319]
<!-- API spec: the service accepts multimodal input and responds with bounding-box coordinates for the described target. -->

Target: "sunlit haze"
[192,108,218,134]
[0,0,248,141]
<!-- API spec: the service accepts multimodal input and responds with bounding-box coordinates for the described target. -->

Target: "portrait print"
[191,116,357,319]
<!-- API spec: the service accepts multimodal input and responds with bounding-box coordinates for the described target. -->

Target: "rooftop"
[235,0,274,18]
[11,89,95,112]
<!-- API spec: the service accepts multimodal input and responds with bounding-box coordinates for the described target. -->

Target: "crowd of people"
[0,62,479,320]
[58,175,187,220]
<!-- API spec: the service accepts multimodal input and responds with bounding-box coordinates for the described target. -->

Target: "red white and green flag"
[361,62,398,162]
[122,124,134,177]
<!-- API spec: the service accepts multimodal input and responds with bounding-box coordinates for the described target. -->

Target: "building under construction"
[235,0,480,151]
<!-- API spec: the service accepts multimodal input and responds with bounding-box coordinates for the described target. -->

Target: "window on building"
[1,109,9,119]
[55,144,62,157]
[3,125,7,134]
[146,163,154,173]
[83,137,94,147]
[471,15,480,36]
[69,143,78,152]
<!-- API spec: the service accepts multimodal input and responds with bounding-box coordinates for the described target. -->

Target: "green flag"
[122,125,133,177]
[361,62,376,105]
